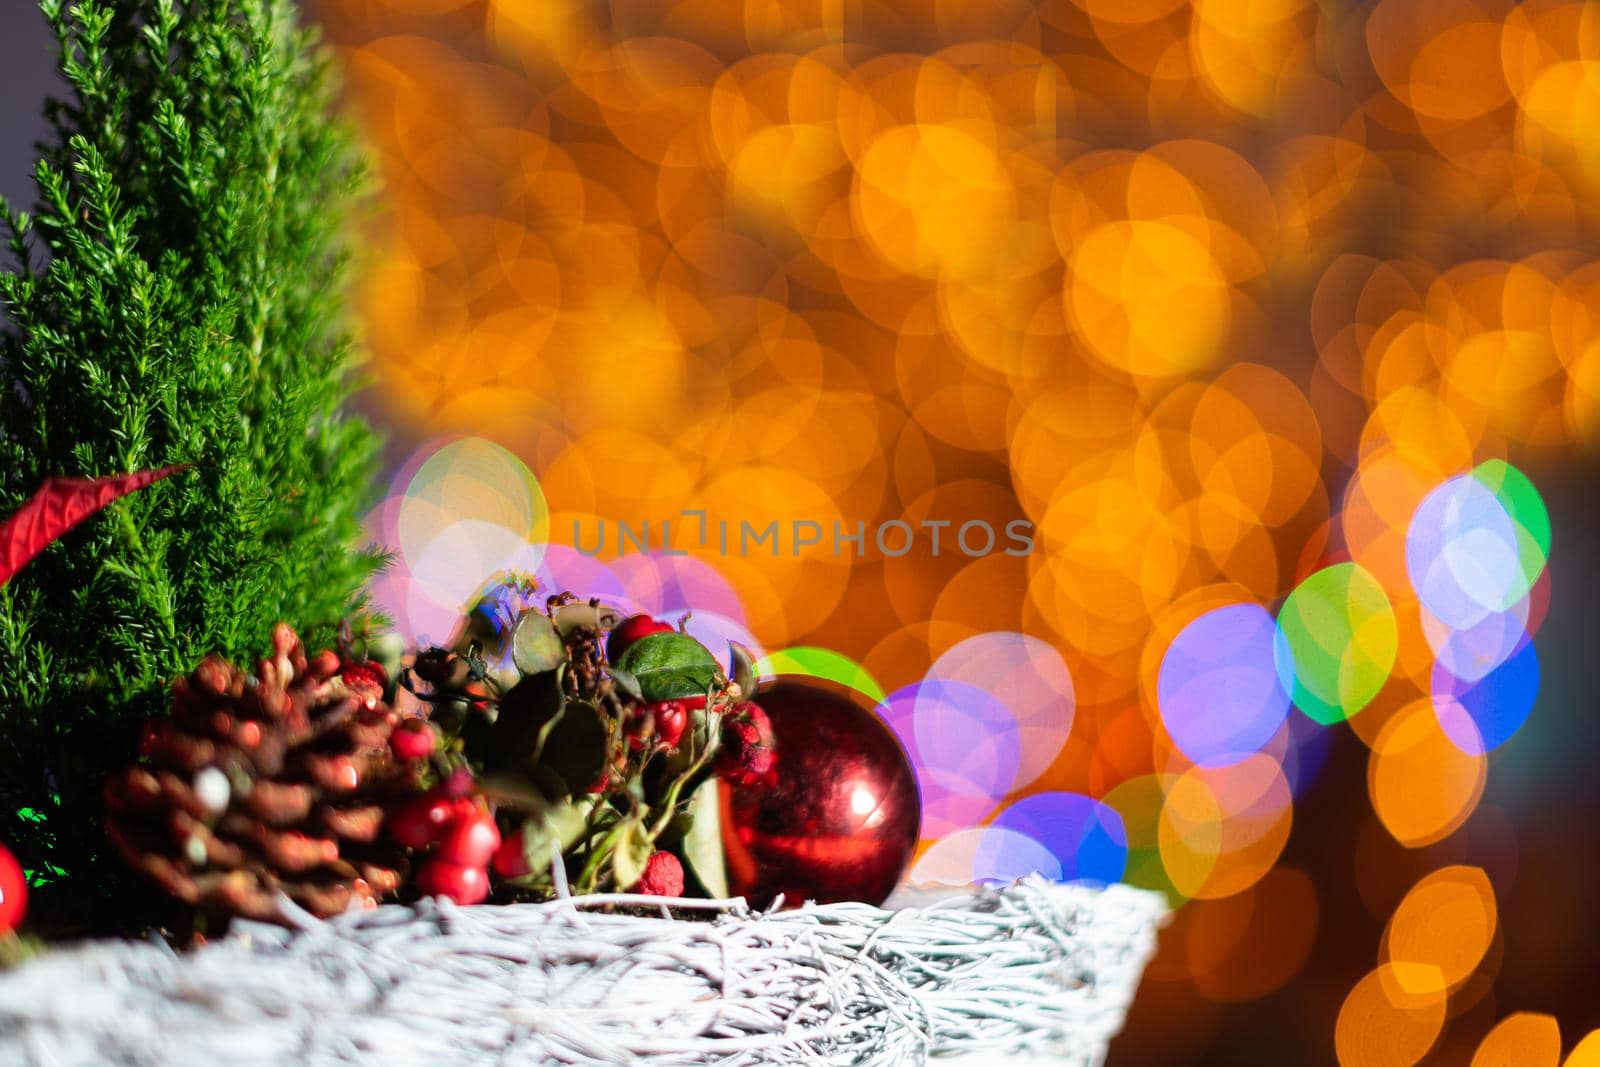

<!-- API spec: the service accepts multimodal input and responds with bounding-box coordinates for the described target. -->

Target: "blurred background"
[7,1,1600,1063]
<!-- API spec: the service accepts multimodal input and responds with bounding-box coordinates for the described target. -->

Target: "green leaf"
[662,702,721,777]
[430,696,473,738]
[537,700,610,796]
[612,817,653,891]
[459,702,498,760]
[682,777,729,898]
[476,772,556,810]
[729,641,758,700]
[531,763,574,804]
[511,611,565,676]
[615,631,720,703]
[552,601,625,637]
[514,795,599,885]
[483,672,565,771]
[608,666,643,701]
[367,632,406,688]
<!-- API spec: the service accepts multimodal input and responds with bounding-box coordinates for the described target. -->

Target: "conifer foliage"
[0,0,382,917]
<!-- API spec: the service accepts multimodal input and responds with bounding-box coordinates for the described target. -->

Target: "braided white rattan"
[0,877,1165,1066]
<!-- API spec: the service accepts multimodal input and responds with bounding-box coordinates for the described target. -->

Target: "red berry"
[389,720,436,761]
[632,851,684,897]
[416,859,489,905]
[732,744,776,785]
[0,844,27,932]
[626,701,689,751]
[308,649,341,680]
[653,701,688,749]
[339,661,386,707]
[624,706,652,751]
[388,795,454,849]
[438,765,476,799]
[729,702,774,742]
[492,828,531,879]
[606,614,674,664]
[412,648,458,686]
[437,813,502,868]
[716,702,776,788]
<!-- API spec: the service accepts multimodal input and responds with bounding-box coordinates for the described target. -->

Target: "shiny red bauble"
[0,843,26,932]
[720,679,920,908]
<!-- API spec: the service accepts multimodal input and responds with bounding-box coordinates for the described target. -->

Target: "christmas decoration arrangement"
[0,1,1165,1064]
[0,575,1164,1063]
[87,575,923,924]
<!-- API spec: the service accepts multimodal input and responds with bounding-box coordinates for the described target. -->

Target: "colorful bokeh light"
[1408,474,1536,630]
[992,792,1128,886]
[755,647,884,702]
[925,632,1074,790]
[878,680,1020,839]
[1431,636,1542,756]
[1158,604,1292,768]
[1276,563,1398,725]
[367,436,549,645]
[908,826,1064,887]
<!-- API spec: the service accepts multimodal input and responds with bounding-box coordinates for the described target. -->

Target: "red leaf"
[0,466,189,586]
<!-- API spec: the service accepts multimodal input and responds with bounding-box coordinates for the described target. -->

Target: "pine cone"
[104,624,418,924]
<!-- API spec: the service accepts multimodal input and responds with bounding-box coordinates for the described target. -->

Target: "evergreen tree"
[0,0,382,926]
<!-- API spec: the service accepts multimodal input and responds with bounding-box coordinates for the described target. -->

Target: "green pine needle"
[0,0,383,924]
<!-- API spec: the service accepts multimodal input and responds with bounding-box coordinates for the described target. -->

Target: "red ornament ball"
[0,843,26,932]
[720,679,920,908]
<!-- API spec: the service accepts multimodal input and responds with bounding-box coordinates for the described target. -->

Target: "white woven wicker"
[0,877,1165,1066]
